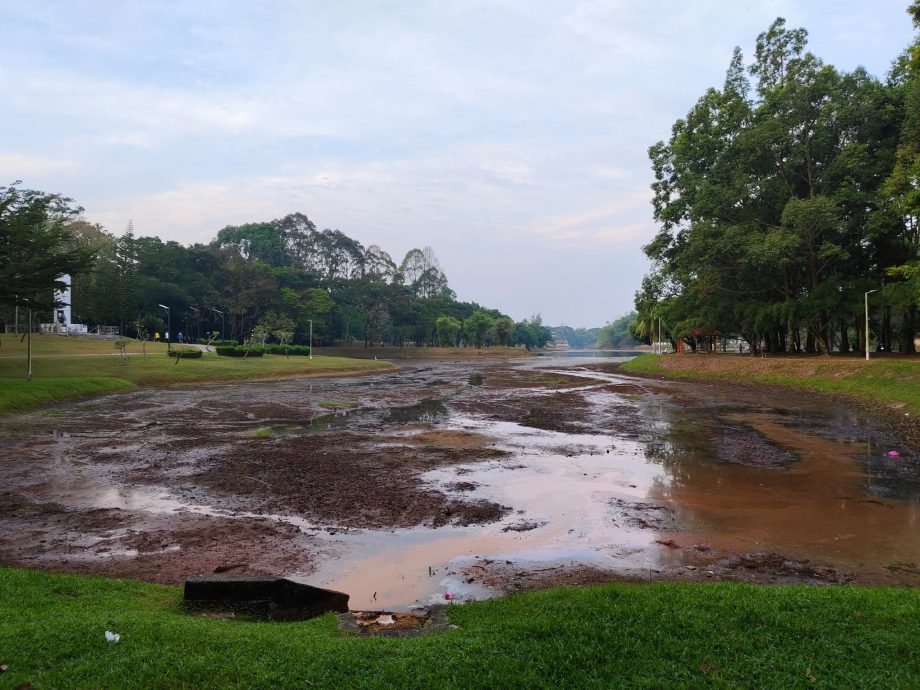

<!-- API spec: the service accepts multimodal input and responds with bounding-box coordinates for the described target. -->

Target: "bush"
[215,346,264,357]
[202,339,239,347]
[265,344,311,356]
[166,349,203,359]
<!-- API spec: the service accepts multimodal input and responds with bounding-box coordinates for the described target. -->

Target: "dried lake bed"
[1,356,918,610]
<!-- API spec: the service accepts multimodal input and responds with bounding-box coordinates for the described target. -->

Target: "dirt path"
[1,357,918,609]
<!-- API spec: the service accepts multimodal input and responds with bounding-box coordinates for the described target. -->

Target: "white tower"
[53,274,72,328]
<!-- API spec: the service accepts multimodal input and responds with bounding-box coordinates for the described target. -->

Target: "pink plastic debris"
[887,450,901,458]
[443,591,455,601]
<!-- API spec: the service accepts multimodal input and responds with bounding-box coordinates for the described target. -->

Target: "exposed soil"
[338,606,452,637]
[0,492,320,584]
[179,432,511,529]
[609,498,677,531]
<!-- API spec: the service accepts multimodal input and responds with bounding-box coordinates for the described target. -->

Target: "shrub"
[215,346,264,357]
[202,339,240,347]
[265,344,311,356]
[166,349,203,359]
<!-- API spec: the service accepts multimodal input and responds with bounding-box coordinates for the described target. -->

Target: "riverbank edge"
[0,359,399,416]
[1,566,917,688]
[620,353,920,449]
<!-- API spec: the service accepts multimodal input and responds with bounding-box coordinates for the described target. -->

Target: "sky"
[1,1,916,327]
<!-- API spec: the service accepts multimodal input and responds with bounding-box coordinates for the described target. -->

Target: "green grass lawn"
[623,354,920,416]
[0,335,394,413]
[0,568,917,689]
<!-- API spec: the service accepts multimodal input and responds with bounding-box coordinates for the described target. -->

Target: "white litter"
[375,614,395,626]
[105,631,120,643]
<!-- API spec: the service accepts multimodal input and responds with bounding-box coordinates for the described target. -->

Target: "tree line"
[636,6,920,354]
[0,193,552,350]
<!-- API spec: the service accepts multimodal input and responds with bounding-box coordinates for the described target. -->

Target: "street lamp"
[158,304,171,350]
[865,289,878,362]
[307,319,313,360]
[212,308,225,341]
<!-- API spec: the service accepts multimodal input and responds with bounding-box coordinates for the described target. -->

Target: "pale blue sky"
[1,1,915,326]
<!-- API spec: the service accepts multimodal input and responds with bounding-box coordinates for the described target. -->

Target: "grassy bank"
[0,568,917,688]
[0,336,395,413]
[0,378,137,413]
[623,353,920,416]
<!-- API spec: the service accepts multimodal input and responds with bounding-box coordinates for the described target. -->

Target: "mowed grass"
[0,568,918,689]
[0,335,394,413]
[623,354,920,416]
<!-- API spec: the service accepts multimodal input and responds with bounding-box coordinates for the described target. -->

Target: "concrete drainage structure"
[184,575,349,621]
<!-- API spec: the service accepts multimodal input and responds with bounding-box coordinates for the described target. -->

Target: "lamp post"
[658,316,662,355]
[212,308,225,341]
[158,304,171,350]
[307,319,313,360]
[865,289,878,362]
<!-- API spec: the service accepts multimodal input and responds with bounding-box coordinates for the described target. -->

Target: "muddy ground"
[1,356,919,608]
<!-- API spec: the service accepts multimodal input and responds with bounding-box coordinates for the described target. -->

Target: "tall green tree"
[639,15,912,354]
[0,183,90,316]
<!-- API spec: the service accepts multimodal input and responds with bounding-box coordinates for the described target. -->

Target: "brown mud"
[1,355,919,610]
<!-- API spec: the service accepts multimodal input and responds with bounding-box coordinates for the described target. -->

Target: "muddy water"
[1,356,919,610]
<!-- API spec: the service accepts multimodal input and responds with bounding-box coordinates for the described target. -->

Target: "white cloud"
[0,0,911,325]
[480,160,533,184]
[90,184,282,243]
[0,153,75,177]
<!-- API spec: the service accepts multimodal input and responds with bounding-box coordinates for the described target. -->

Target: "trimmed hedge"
[265,344,311,356]
[166,349,203,359]
[215,346,264,357]
[202,339,240,347]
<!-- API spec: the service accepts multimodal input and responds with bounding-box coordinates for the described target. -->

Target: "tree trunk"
[806,330,816,353]
[27,308,33,382]
[903,306,917,354]
[839,320,849,354]
[883,305,892,352]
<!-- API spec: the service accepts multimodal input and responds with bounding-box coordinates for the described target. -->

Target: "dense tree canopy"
[1,205,548,349]
[637,10,920,354]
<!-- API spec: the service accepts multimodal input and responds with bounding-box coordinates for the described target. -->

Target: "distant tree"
[251,324,269,348]
[513,315,551,349]
[596,313,641,349]
[0,183,90,316]
[493,316,514,346]
[134,317,150,356]
[435,315,462,346]
[364,245,398,283]
[464,310,494,348]
[215,221,286,266]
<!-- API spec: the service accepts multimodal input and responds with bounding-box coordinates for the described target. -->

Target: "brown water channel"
[1,357,918,610]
